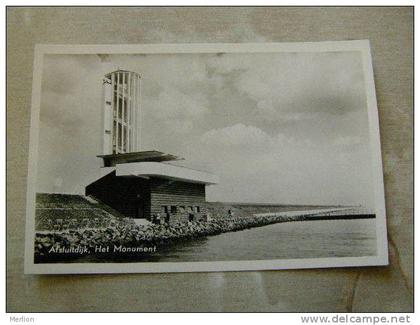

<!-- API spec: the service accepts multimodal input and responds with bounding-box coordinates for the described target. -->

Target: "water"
[151,219,377,262]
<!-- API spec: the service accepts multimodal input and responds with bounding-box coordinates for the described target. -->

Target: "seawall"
[34,207,375,262]
[34,213,305,261]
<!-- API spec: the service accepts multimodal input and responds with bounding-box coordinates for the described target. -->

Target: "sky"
[36,51,376,208]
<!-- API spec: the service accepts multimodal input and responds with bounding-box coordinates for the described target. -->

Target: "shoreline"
[34,212,375,263]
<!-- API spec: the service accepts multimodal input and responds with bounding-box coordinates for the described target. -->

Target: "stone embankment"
[34,213,306,257]
[34,207,374,258]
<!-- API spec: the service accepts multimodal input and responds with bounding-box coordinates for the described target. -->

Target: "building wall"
[85,171,151,219]
[86,172,208,223]
[150,178,207,224]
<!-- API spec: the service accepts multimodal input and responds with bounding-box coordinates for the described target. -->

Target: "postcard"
[24,41,388,274]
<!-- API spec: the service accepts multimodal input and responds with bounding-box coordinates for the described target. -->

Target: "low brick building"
[86,151,218,224]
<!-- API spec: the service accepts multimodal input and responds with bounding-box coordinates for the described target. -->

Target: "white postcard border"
[24,40,388,274]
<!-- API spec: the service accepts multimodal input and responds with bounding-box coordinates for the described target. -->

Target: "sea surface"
[150,218,377,262]
[71,218,377,263]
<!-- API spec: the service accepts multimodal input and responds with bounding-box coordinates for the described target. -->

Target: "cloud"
[256,99,319,122]
[207,52,367,122]
[142,87,209,137]
[147,88,209,120]
[193,121,373,206]
[256,99,277,118]
[201,123,273,148]
[137,54,209,92]
[40,91,84,130]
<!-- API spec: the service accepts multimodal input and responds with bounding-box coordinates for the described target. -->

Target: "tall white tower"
[102,70,141,155]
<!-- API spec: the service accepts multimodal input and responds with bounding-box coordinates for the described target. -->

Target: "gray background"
[7,7,413,312]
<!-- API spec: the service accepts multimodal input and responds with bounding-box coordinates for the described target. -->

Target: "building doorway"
[136,198,145,219]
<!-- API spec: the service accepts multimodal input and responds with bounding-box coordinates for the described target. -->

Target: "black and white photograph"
[24,41,388,274]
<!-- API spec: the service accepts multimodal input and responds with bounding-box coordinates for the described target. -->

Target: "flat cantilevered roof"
[98,150,182,167]
[116,162,219,185]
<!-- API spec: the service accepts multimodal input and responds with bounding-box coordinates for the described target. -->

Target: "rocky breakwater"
[34,213,306,261]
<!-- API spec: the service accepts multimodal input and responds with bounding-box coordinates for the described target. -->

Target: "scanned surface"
[7,7,413,312]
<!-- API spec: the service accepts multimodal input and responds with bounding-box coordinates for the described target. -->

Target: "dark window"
[170,206,177,213]
[189,214,195,222]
